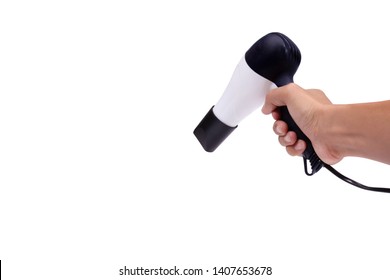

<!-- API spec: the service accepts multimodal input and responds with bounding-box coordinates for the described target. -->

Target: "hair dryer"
[194,32,322,175]
[193,32,390,193]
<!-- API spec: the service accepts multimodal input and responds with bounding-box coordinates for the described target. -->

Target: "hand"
[262,83,342,165]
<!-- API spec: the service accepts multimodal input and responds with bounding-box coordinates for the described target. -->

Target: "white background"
[1,1,390,279]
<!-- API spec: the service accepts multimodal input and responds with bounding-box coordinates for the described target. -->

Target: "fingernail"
[276,125,283,135]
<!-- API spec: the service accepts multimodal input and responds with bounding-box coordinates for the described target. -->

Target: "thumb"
[261,84,293,115]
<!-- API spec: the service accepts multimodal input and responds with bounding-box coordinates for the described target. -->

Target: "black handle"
[245,32,323,175]
[279,106,323,175]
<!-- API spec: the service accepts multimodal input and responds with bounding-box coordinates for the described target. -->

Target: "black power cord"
[303,157,390,193]
[323,164,390,193]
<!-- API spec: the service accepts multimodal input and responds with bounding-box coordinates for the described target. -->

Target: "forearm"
[323,101,390,164]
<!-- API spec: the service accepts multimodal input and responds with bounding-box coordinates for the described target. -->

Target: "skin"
[261,83,390,165]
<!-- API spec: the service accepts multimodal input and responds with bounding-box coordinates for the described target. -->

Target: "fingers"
[278,131,297,146]
[274,120,297,146]
[273,120,306,156]
[273,120,288,135]
[286,140,307,156]
[264,83,311,158]
[271,109,281,121]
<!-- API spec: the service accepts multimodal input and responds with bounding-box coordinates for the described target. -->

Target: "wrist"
[315,104,348,164]
[321,104,368,161]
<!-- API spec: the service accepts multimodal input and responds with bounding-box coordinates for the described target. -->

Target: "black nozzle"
[193,106,237,152]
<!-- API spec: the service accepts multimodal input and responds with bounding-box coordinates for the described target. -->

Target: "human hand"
[262,83,342,165]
